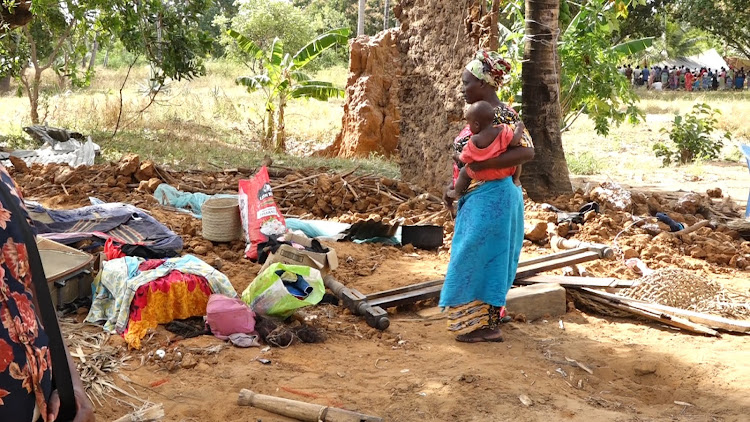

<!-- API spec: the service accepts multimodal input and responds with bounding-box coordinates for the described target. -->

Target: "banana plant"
[229,27,350,152]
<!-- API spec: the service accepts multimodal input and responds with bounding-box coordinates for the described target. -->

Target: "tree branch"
[111,55,139,138]
[40,23,74,71]
[22,25,39,69]
[561,105,586,133]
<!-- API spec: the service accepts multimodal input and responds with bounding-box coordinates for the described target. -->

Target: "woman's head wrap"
[465,50,512,87]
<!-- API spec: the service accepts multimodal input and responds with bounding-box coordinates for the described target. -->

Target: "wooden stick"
[344,181,359,200]
[112,403,165,422]
[237,389,382,422]
[414,210,446,225]
[674,219,710,236]
[583,288,750,333]
[272,173,322,190]
[579,289,720,336]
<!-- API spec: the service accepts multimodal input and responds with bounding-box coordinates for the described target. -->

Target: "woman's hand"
[48,385,95,422]
[442,183,457,217]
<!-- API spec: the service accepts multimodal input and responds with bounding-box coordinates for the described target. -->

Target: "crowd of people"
[621,64,749,91]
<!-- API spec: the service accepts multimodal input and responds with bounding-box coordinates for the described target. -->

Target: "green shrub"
[567,151,603,175]
[653,103,731,166]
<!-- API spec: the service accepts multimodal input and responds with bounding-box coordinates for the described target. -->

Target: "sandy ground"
[89,239,750,422]
[14,161,750,422]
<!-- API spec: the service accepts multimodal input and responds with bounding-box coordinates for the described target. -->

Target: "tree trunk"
[489,0,500,50]
[358,0,366,36]
[0,76,10,94]
[264,107,274,150]
[88,38,99,71]
[384,0,390,30]
[520,0,572,200]
[103,46,110,68]
[275,95,286,153]
[29,69,41,124]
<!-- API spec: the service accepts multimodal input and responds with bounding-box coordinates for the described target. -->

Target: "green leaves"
[291,80,344,100]
[269,37,284,66]
[230,27,348,151]
[655,103,731,165]
[293,27,350,70]
[227,29,263,59]
[236,74,271,91]
[611,37,654,56]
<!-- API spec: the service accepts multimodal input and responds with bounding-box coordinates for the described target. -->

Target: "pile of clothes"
[28,201,183,258]
[86,254,236,349]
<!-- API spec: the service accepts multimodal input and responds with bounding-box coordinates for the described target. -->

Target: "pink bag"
[206,294,256,340]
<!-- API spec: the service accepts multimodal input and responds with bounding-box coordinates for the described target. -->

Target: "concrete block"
[506,283,566,322]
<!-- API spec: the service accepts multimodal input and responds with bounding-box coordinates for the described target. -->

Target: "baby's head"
[465,101,495,134]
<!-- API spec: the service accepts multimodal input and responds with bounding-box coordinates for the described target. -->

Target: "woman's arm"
[467,145,535,172]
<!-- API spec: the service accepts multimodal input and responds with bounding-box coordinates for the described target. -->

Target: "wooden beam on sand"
[579,289,720,337]
[519,275,637,289]
[582,288,750,334]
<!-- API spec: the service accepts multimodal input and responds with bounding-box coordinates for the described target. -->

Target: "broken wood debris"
[237,388,383,422]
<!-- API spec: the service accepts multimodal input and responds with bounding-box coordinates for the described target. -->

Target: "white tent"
[656,49,729,71]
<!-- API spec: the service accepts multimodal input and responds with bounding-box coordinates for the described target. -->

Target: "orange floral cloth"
[0,165,53,421]
[124,270,212,349]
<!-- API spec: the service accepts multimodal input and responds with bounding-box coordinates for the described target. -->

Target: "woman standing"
[440,51,535,343]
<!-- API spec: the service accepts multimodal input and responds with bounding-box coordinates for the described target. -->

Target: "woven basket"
[201,197,241,242]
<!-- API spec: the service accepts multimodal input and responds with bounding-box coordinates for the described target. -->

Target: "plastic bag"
[206,294,256,340]
[241,263,324,319]
[239,166,287,260]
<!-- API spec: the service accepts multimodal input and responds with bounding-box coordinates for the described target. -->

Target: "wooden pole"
[238,389,383,422]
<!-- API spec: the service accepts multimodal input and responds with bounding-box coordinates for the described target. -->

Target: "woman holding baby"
[439,50,535,343]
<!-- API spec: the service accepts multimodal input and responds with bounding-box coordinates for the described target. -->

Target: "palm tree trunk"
[489,0,500,50]
[275,94,286,153]
[384,0,390,30]
[520,0,572,200]
[358,0,366,36]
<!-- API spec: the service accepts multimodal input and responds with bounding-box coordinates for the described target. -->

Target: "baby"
[447,101,525,199]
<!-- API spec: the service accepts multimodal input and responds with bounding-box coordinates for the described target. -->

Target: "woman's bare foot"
[455,327,504,343]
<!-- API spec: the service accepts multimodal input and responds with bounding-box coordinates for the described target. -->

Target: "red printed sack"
[239,166,287,260]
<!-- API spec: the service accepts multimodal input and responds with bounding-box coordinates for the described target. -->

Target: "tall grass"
[0,62,354,170]
[1,62,748,181]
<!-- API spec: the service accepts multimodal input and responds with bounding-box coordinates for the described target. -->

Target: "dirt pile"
[395,0,488,192]
[322,30,401,158]
[521,182,750,276]
[10,157,451,243]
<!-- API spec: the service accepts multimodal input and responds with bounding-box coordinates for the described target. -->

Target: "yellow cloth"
[124,279,211,349]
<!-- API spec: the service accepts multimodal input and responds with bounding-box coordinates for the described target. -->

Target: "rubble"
[9,156,748,280]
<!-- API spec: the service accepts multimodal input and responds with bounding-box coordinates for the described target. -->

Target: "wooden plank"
[368,284,442,308]
[365,279,443,301]
[516,248,586,267]
[518,275,636,288]
[582,288,750,334]
[579,289,720,337]
[516,251,601,280]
